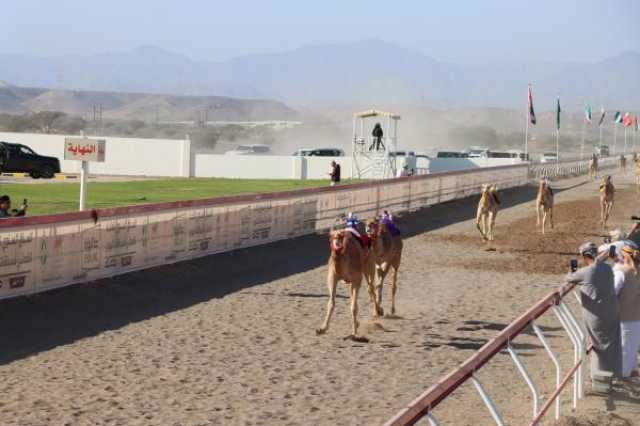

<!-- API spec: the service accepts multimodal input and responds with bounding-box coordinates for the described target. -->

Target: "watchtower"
[351,109,401,179]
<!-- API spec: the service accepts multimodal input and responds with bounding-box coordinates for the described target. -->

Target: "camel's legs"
[549,207,554,229]
[541,209,547,235]
[350,280,360,337]
[390,263,400,315]
[376,263,390,311]
[365,268,382,317]
[316,271,337,335]
[536,203,542,226]
[489,212,497,241]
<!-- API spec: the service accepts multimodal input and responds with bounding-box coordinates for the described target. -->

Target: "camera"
[609,245,617,258]
[632,216,640,221]
[570,259,578,272]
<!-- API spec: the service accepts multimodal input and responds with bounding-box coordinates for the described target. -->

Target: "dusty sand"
[0,172,638,426]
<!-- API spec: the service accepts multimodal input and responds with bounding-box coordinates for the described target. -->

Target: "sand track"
[0,174,638,426]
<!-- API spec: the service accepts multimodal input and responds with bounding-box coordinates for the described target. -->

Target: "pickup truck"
[0,142,61,178]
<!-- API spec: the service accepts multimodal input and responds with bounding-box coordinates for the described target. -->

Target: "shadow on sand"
[0,180,578,365]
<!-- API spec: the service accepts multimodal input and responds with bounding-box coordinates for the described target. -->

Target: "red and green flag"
[623,112,633,127]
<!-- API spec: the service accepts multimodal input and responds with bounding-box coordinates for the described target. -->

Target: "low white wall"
[425,158,523,173]
[0,132,191,177]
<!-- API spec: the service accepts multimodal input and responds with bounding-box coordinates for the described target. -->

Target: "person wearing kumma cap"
[566,242,622,380]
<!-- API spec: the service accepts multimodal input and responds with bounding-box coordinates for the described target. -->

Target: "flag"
[623,112,633,127]
[614,111,623,124]
[556,97,561,130]
[527,85,536,125]
[598,106,606,127]
[584,103,592,123]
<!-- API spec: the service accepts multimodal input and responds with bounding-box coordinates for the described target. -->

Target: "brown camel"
[476,184,500,241]
[366,218,403,316]
[599,176,615,229]
[536,179,554,234]
[316,228,377,341]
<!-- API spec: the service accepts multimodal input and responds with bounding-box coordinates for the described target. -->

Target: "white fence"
[529,156,622,180]
[0,132,191,177]
[0,164,529,300]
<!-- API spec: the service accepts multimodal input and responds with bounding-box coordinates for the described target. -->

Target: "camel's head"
[539,178,548,189]
[366,218,380,237]
[491,184,498,193]
[605,175,612,184]
[480,184,490,195]
[329,229,346,253]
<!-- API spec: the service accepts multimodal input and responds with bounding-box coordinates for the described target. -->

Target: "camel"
[366,217,403,316]
[588,156,598,180]
[316,228,378,341]
[619,155,627,174]
[476,184,500,241]
[536,178,554,234]
[599,176,615,230]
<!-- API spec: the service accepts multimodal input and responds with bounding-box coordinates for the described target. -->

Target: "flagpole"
[556,128,560,174]
[580,117,585,161]
[524,85,530,161]
[613,123,618,156]
[624,126,628,155]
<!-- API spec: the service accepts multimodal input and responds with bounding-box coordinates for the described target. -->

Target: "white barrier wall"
[0,132,191,177]
[0,164,529,300]
[424,158,523,174]
[194,154,355,180]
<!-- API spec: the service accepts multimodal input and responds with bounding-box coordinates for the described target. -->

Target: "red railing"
[385,282,590,426]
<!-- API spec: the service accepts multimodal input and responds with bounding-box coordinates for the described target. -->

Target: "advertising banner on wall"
[0,164,529,300]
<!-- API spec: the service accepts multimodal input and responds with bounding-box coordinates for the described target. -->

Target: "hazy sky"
[2,0,638,63]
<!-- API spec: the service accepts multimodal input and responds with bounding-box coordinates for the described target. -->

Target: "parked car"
[540,152,558,163]
[436,151,468,158]
[292,148,344,157]
[464,146,490,158]
[225,144,271,155]
[388,150,416,157]
[0,142,61,178]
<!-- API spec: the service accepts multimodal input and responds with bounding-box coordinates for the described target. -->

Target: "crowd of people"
[566,223,640,386]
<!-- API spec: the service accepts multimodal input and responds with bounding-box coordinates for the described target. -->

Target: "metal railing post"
[471,376,506,426]
[532,322,562,421]
[553,305,580,409]
[426,413,440,426]
[559,301,586,399]
[507,344,540,418]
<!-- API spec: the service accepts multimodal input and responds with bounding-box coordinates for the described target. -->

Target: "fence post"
[471,376,506,426]
[532,322,562,421]
[507,344,540,418]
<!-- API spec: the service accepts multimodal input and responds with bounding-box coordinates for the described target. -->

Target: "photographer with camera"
[0,195,28,218]
[566,242,622,381]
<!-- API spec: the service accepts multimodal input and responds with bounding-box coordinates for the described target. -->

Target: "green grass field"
[0,178,336,215]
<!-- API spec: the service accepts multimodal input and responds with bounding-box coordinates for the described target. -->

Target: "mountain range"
[1,40,638,110]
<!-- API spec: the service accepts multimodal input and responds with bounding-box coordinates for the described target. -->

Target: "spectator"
[0,195,27,218]
[566,242,622,380]
[612,243,640,380]
[370,123,385,151]
[329,161,341,187]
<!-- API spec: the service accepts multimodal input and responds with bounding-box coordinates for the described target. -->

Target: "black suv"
[0,142,61,179]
